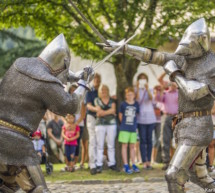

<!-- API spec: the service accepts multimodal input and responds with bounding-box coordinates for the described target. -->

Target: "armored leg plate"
[165,144,204,193]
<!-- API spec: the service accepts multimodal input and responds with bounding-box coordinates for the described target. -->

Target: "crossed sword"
[68,0,137,70]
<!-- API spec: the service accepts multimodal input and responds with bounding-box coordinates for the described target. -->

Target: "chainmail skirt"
[175,115,213,146]
[0,126,40,166]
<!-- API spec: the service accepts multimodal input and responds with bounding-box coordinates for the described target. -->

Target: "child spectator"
[118,87,140,174]
[32,129,46,163]
[61,114,80,172]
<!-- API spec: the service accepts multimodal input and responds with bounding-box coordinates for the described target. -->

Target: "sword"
[68,0,110,45]
[68,34,137,82]
[93,33,137,70]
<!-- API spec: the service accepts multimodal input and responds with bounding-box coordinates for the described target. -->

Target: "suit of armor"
[104,18,215,193]
[0,34,93,193]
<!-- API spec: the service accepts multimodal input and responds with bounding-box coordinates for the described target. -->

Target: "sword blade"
[68,0,109,45]
[93,33,137,70]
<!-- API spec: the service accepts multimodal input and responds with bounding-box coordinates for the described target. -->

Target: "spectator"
[94,84,118,173]
[151,85,162,164]
[47,114,64,163]
[208,102,215,175]
[85,73,101,175]
[119,87,140,174]
[68,84,86,168]
[38,116,47,138]
[32,129,46,163]
[136,73,156,169]
[155,73,178,170]
[61,114,80,172]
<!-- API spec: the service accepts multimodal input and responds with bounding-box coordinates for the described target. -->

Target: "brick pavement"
[16,179,206,193]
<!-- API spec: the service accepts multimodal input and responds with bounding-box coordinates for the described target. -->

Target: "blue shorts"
[65,145,76,162]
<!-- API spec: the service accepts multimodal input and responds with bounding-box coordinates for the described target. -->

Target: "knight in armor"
[0,34,94,193]
[102,18,215,193]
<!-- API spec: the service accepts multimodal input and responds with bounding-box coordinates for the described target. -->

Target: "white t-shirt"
[32,139,44,151]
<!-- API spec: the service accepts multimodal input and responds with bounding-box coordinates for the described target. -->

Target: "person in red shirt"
[61,114,80,172]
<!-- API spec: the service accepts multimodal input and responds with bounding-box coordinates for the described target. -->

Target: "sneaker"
[90,168,97,175]
[109,165,120,172]
[208,166,215,172]
[80,163,84,169]
[96,166,102,173]
[132,164,140,173]
[60,167,66,172]
[208,166,215,178]
[60,166,69,172]
[123,165,133,174]
[74,165,80,170]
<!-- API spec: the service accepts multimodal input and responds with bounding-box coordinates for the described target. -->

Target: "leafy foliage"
[0,0,215,98]
[0,28,46,77]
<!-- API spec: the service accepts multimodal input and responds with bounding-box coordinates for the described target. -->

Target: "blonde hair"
[98,84,110,98]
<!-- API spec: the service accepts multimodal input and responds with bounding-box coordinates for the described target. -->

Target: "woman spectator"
[94,84,117,173]
[136,73,156,169]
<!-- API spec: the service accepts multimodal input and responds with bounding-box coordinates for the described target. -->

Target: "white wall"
[70,53,117,96]
[70,53,168,95]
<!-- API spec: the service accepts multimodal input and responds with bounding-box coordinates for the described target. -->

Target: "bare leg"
[208,140,215,167]
[151,147,158,163]
[122,143,128,165]
[129,144,135,165]
[80,139,89,166]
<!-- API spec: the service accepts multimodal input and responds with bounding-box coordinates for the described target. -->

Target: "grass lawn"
[41,163,165,182]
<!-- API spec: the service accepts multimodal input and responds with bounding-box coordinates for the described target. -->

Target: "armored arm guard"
[68,70,83,83]
[164,60,210,101]
[104,40,186,67]
[42,83,80,116]
[125,45,165,65]
[68,66,94,84]
[125,45,186,67]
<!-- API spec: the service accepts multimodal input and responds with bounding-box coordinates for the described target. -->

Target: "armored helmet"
[175,18,210,58]
[39,34,71,75]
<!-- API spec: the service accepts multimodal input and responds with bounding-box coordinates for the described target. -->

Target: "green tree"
[0,28,46,77]
[1,0,215,99]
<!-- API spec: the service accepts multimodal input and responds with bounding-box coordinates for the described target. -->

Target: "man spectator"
[155,72,178,170]
[151,85,162,164]
[47,114,64,163]
[85,73,101,175]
